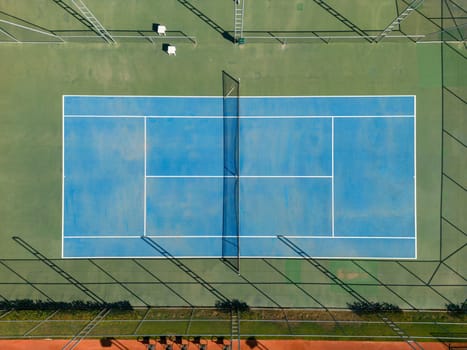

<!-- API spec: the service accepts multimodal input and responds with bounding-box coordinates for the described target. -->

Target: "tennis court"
[63,95,416,259]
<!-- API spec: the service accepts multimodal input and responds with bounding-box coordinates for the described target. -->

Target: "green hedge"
[215,299,250,313]
[446,300,467,315]
[347,301,401,314]
[0,299,132,311]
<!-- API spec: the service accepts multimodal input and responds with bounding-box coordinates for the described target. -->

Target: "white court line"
[331,117,335,237]
[65,236,143,239]
[238,95,417,98]
[64,235,416,240]
[63,255,417,260]
[61,95,65,259]
[63,95,222,98]
[145,175,332,178]
[64,115,146,118]
[143,117,147,237]
[144,115,414,119]
[282,236,416,240]
[232,115,414,119]
[64,94,416,98]
[63,114,414,119]
[227,256,417,260]
[414,95,418,259]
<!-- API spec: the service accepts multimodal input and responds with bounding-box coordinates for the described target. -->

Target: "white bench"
[156,24,166,35]
[167,45,176,56]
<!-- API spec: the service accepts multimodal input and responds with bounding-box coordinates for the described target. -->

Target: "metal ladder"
[234,0,244,43]
[71,0,115,43]
[380,316,425,350]
[374,0,424,42]
[230,310,240,350]
[62,308,111,350]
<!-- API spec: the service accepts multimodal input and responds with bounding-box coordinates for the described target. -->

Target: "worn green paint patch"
[285,259,302,283]
[417,44,441,88]
[327,261,379,297]
[328,261,377,284]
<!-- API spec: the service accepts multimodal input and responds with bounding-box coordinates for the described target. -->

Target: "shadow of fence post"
[11,236,103,303]
[141,236,228,302]
[176,0,234,42]
[276,235,427,349]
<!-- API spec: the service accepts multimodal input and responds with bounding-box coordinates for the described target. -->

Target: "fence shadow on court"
[0,10,53,33]
[260,258,347,335]
[50,0,100,38]
[12,236,106,303]
[11,236,151,307]
[175,0,234,42]
[310,0,370,40]
[87,260,151,307]
[0,8,195,44]
[132,259,194,307]
[0,259,56,302]
[439,41,466,288]
[140,236,229,302]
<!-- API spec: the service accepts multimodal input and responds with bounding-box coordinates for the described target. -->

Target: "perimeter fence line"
[1,318,465,325]
[0,307,465,341]
[236,33,426,44]
[0,333,466,342]
[3,32,465,45]
[57,30,197,45]
[1,21,465,45]
[0,18,197,45]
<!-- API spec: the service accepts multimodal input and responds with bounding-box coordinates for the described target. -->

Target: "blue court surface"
[62,96,416,259]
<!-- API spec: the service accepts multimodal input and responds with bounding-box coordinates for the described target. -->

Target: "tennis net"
[222,71,240,272]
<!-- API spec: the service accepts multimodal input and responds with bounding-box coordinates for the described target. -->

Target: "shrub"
[215,299,250,313]
[231,299,250,313]
[347,301,401,314]
[446,300,467,315]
